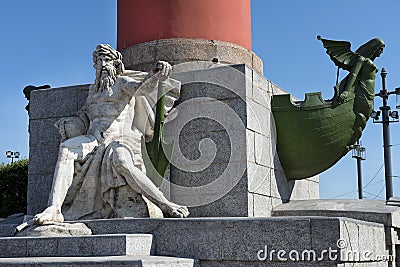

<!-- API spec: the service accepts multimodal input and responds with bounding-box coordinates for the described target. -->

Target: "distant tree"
[0,159,28,218]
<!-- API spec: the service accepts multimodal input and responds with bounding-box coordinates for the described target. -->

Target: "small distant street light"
[370,110,381,120]
[352,141,366,199]
[6,150,20,163]
[390,110,399,120]
[396,88,400,109]
[370,68,400,201]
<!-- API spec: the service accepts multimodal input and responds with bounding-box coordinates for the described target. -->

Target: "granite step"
[0,224,17,237]
[0,234,152,258]
[0,214,31,237]
[0,255,194,266]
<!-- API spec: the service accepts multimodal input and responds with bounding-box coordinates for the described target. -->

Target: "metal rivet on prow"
[212,58,219,63]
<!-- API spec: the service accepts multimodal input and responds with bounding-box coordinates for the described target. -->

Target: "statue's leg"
[113,146,189,218]
[33,135,97,224]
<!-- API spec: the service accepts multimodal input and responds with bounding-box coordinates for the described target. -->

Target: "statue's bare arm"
[122,61,172,96]
[338,57,364,103]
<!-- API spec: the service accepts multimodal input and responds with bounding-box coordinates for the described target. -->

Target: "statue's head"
[92,44,125,92]
[356,38,385,61]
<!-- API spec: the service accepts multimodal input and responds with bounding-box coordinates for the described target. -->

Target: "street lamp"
[352,141,366,199]
[6,150,20,163]
[371,68,400,201]
[370,110,381,120]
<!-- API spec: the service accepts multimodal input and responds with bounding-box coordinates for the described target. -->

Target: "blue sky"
[0,0,399,199]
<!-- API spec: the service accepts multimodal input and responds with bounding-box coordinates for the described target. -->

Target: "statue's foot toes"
[33,206,64,225]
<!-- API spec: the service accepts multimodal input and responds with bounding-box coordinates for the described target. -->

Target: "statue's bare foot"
[161,202,189,218]
[33,205,64,225]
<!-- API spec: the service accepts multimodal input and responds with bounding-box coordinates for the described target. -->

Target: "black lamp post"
[352,141,366,199]
[370,68,400,201]
[6,150,20,163]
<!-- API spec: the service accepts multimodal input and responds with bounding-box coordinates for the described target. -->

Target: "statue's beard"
[94,65,117,93]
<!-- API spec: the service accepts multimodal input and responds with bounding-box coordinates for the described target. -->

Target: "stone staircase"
[0,234,194,266]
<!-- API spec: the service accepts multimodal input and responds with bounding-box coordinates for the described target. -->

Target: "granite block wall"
[166,64,318,216]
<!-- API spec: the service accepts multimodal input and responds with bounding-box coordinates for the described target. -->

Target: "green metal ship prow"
[271,36,385,180]
[272,92,357,180]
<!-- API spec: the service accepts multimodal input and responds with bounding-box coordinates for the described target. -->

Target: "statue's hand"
[338,91,349,104]
[153,61,172,81]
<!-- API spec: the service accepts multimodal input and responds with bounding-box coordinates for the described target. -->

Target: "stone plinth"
[26,64,318,217]
[120,38,263,74]
[16,222,92,237]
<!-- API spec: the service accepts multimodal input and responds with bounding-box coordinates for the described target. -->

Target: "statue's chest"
[361,60,378,76]
[86,91,133,118]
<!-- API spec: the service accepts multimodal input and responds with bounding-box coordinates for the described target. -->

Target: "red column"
[117,0,252,50]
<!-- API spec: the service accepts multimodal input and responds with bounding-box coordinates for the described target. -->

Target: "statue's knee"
[58,143,71,155]
[59,139,79,151]
[58,142,79,160]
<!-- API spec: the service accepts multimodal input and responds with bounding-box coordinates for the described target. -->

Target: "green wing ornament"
[271,37,384,180]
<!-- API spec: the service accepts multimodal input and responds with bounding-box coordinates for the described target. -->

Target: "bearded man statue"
[33,44,189,224]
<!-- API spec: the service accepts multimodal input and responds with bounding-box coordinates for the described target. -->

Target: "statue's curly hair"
[93,44,125,75]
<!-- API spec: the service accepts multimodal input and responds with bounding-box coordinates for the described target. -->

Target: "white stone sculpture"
[33,44,189,224]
